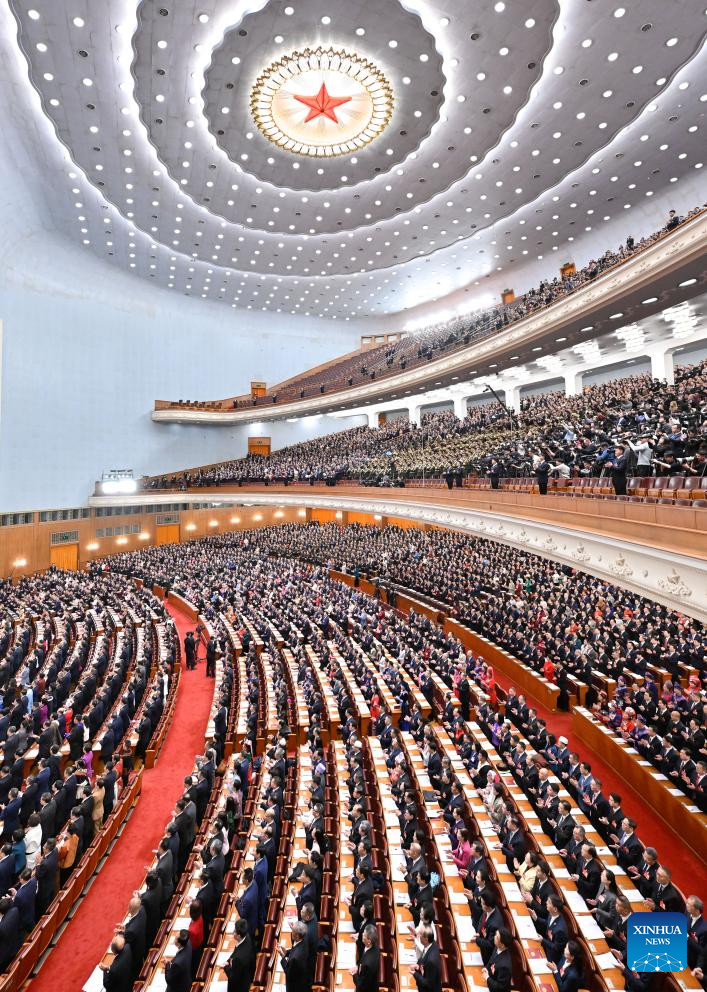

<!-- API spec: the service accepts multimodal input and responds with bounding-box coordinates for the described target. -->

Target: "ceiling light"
[679,278,697,287]
[197,13,209,23]
[82,77,93,86]
[27,9,39,19]
[36,42,47,51]
[284,5,294,13]
[614,6,626,15]
[73,16,84,27]
[609,312,624,319]
[525,17,535,27]
[494,2,505,10]
[642,297,658,304]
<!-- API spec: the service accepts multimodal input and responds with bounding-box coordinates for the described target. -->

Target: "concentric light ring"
[250,46,393,157]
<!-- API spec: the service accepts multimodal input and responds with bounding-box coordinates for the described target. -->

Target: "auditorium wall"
[0,284,367,511]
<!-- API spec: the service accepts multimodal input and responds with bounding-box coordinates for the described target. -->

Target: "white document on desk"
[82,967,106,992]
[337,943,357,968]
[576,916,605,940]
[501,882,524,902]
[596,951,622,969]
[456,916,477,942]
[529,957,553,975]
[562,889,589,913]
[463,951,485,966]
[450,889,470,904]
[511,913,539,940]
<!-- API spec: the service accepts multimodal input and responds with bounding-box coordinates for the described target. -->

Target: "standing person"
[535,454,551,496]
[165,929,193,992]
[605,445,630,496]
[206,637,217,679]
[279,920,311,992]
[352,924,380,991]
[224,918,256,992]
[488,460,502,491]
[411,926,442,992]
[184,632,196,671]
[628,435,654,477]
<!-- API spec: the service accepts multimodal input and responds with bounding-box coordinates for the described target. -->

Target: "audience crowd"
[144,360,707,492]
[102,535,706,990]
[213,204,704,409]
[0,568,176,973]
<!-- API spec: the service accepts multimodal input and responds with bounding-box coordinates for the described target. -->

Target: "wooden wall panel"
[49,544,78,570]
[156,524,180,545]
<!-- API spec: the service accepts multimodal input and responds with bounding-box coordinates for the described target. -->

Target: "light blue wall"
[0,282,365,511]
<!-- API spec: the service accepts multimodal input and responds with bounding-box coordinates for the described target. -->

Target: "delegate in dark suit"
[355,944,380,992]
[165,939,193,992]
[102,944,133,992]
[414,940,442,992]
[486,947,512,992]
[225,934,256,992]
[282,938,310,992]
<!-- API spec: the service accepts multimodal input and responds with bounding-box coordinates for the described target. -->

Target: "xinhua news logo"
[627,913,687,972]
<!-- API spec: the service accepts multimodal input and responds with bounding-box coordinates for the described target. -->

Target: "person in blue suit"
[254,844,269,929]
[12,869,37,935]
[235,868,260,937]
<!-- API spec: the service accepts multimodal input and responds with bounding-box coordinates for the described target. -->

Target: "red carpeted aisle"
[31,601,213,992]
[489,667,707,896]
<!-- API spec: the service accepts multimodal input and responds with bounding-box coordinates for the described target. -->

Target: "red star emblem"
[293,82,352,124]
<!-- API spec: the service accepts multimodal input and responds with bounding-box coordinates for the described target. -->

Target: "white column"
[647,346,675,384]
[366,410,379,428]
[408,405,422,427]
[564,370,583,396]
[453,395,468,420]
[506,385,522,413]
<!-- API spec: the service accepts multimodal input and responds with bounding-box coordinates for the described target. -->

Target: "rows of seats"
[90,539,705,992]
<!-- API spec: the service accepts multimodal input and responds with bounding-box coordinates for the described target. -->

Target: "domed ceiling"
[6,0,707,318]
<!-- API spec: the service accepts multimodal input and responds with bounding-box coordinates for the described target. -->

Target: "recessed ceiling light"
[494,1,505,10]
[82,77,93,86]
[614,6,626,15]
[73,16,85,27]
[525,17,535,27]
[642,297,658,304]
[666,36,678,46]
[27,9,39,19]
[284,5,294,14]
[388,39,397,48]
[157,39,167,48]
[355,26,365,35]
[609,312,624,319]
[197,13,209,23]
[679,278,697,287]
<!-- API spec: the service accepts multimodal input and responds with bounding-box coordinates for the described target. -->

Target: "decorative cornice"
[89,490,707,623]
[152,211,707,425]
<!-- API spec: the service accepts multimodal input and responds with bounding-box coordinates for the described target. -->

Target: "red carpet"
[489,668,707,896]
[30,601,213,992]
